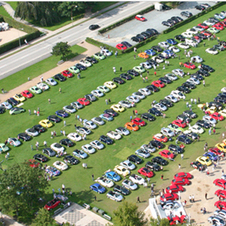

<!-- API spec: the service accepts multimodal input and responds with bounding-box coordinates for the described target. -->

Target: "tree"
[0,162,49,222]
[113,201,148,226]
[31,208,54,226]
[51,42,72,60]
[57,2,86,18]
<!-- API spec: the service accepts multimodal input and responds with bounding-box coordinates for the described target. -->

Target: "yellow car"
[205,106,217,114]
[13,93,26,102]
[216,143,226,152]
[104,81,117,89]
[138,52,149,59]
[196,156,212,166]
[114,165,130,177]
[219,109,226,117]
[111,104,125,112]
[39,119,53,128]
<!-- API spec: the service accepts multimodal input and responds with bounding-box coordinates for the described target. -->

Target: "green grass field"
[6,1,17,11]
[0,4,12,17]
[1,5,226,220]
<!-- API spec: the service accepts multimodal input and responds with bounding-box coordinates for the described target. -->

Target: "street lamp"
[71,5,78,21]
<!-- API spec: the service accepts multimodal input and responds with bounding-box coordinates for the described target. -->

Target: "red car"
[172,119,187,128]
[197,23,209,29]
[44,199,61,210]
[168,215,186,225]
[215,190,226,199]
[29,159,40,168]
[153,134,168,143]
[213,23,224,30]
[193,35,201,42]
[61,70,73,78]
[219,21,226,27]
[215,200,226,210]
[116,44,127,50]
[160,193,179,202]
[210,112,224,121]
[213,179,226,189]
[165,184,184,193]
[138,167,154,178]
[21,90,33,98]
[183,62,196,70]
[159,150,175,160]
[171,178,191,186]
[131,117,146,126]
[77,98,90,106]
[151,80,165,88]
[135,15,146,21]
[201,30,212,37]
[174,172,192,180]
[208,147,224,156]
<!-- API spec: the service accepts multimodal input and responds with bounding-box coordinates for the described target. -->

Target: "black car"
[162,3,171,10]
[146,85,159,92]
[64,155,79,165]
[152,156,168,166]
[7,97,19,106]
[113,77,125,84]
[114,185,130,195]
[162,21,171,27]
[168,144,183,154]
[159,77,172,84]
[85,56,98,64]
[84,94,96,102]
[127,69,139,77]
[121,41,132,48]
[145,161,162,171]
[209,17,219,23]
[218,93,226,99]
[214,96,226,104]
[181,11,193,18]
[177,86,191,94]
[127,155,143,164]
[149,140,165,149]
[99,135,113,145]
[199,64,214,73]
[148,28,159,35]
[167,19,175,26]
[183,110,197,119]
[177,114,191,123]
[187,132,199,140]
[195,5,205,10]
[148,107,162,116]
[131,36,140,43]
[141,113,156,121]
[208,101,223,110]
[32,124,46,133]
[196,33,207,40]
[54,73,66,82]
[190,74,204,81]
[42,148,56,157]
[145,29,155,37]
[196,120,211,129]
[213,44,225,51]
[147,59,158,66]
[171,16,180,24]
[152,45,163,52]
[48,115,61,123]
[104,109,118,117]
[120,73,132,80]
[89,24,100,30]
[140,32,150,39]
[196,69,210,77]
[75,63,86,71]
[0,107,5,114]
[17,133,31,141]
[190,161,206,171]
[60,139,75,147]
[175,35,185,42]
[182,82,196,89]
[136,34,145,41]
[33,154,48,162]
[177,135,192,144]
[159,99,173,107]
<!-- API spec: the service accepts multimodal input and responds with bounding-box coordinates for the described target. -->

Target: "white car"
[114,165,130,177]
[111,104,125,112]
[104,81,117,89]
[135,149,150,158]
[154,103,168,111]
[172,69,184,77]
[188,124,204,134]
[138,88,151,96]
[214,209,226,220]
[203,20,215,26]
[140,144,156,153]
[63,105,76,113]
[152,56,164,63]
[181,32,193,38]
[83,119,97,129]
[208,216,225,226]
[169,46,180,53]
[90,140,104,150]
[1,101,12,110]
[36,82,49,91]
[107,191,123,202]
[191,55,203,63]
[7,137,21,147]
[165,95,178,103]
[91,89,104,97]
[221,87,226,93]
[161,127,175,137]
[95,176,114,188]
[45,77,58,86]
[186,28,198,34]
[120,160,136,170]
[25,128,39,137]
[193,26,204,32]
[100,48,112,56]
[161,201,180,210]
[126,95,140,103]
[158,41,169,48]
[91,117,105,125]
[97,85,110,93]
[140,62,152,69]
[206,48,218,55]
[72,149,87,159]
[50,143,65,153]
[132,92,145,100]
[67,132,82,141]
[118,100,133,108]
[177,43,190,49]
[107,131,121,140]
[122,179,138,190]
[115,127,130,136]
[81,144,96,154]
[71,101,83,109]
[165,73,178,81]
[203,115,217,125]
[170,90,186,100]
[219,109,226,117]
[187,78,200,85]
[129,174,145,185]
[79,59,92,67]
[53,161,68,171]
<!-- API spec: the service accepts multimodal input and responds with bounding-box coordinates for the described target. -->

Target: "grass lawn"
[6,1,17,11]
[1,5,226,222]
[0,4,12,17]
[0,45,86,91]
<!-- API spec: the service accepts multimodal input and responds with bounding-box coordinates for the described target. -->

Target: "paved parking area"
[93,1,217,47]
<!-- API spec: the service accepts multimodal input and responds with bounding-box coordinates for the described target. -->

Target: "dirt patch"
[0,28,27,45]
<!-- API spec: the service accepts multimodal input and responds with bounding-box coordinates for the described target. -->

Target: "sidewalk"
[1,214,24,226]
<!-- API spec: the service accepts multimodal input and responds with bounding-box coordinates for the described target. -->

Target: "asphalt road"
[0,1,154,79]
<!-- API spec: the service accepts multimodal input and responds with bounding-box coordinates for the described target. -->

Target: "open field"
[1,5,226,222]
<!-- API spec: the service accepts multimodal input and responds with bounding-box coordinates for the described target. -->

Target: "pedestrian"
[59,88,62,93]
[178,164,181,169]
[113,66,116,73]
[48,98,51,104]
[108,98,111,103]
[203,207,206,214]
[134,47,137,52]
[175,139,178,145]
[203,80,205,87]
[147,177,150,184]
[203,42,206,47]
[34,110,37,115]
[178,55,180,60]
[189,195,192,203]
[63,130,66,136]
[51,131,54,139]
[181,154,184,160]
[184,49,187,55]
[79,118,83,124]
[198,97,200,103]
[213,128,216,135]
[154,71,156,77]
[134,55,136,60]
[83,134,86,140]
[192,195,195,203]
[43,141,47,147]
[222,133,225,139]
[64,120,66,127]
[137,196,140,203]
[135,109,138,116]
[37,111,40,116]
[161,174,164,180]
[162,65,165,70]
[40,77,44,82]
[92,174,94,181]
[82,163,87,169]
[153,64,156,71]
[58,188,61,194]
[186,102,189,108]
[60,130,63,136]
[31,144,33,151]
[53,131,56,137]
[24,39,28,45]
[69,191,72,196]
[190,98,193,104]
[142,77,145,83]
[189,104,192,110]
[115,51,118,57]
[120,67,122,72]
[105,99,108,105]
[28,109,31,115]
[147,70,149,76]
[209,128,211,135]
[77,73,81,79]
[145,76,148,82]
[130,115,132,120]
[62,184,65,191]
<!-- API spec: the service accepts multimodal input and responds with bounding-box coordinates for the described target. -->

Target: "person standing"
[189,195,192,203]
[43,141,47,147]
[62,184,65,191]
[64,120,66,127]
[154,71,157,77]
[59,88,62,93]
[92,174,94,181]
[209,128,211,135]
[48,99,51,104]
[105,99,108,105]
[34,110,37,115]
[108,99,111,103]
[203,80,205,87]
[137,196,140,203]
[120,67,122,72]
[181,154,184,160]
[63,130,66,136]
[198,97,200,103]
[178,164,181,169]
[28,109,31,115]
[161,174,164,180]
[213,128,216,135]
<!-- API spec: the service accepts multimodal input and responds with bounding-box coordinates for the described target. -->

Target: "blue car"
[105,171,121,181]
[203,152,218,161]
[90,183,106,193]
[145,49,156,56]
[166,38,177,45]
[55,110,69,118]
[163,49,174,57]
[99,113,113,121]
[45,166,61,176]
